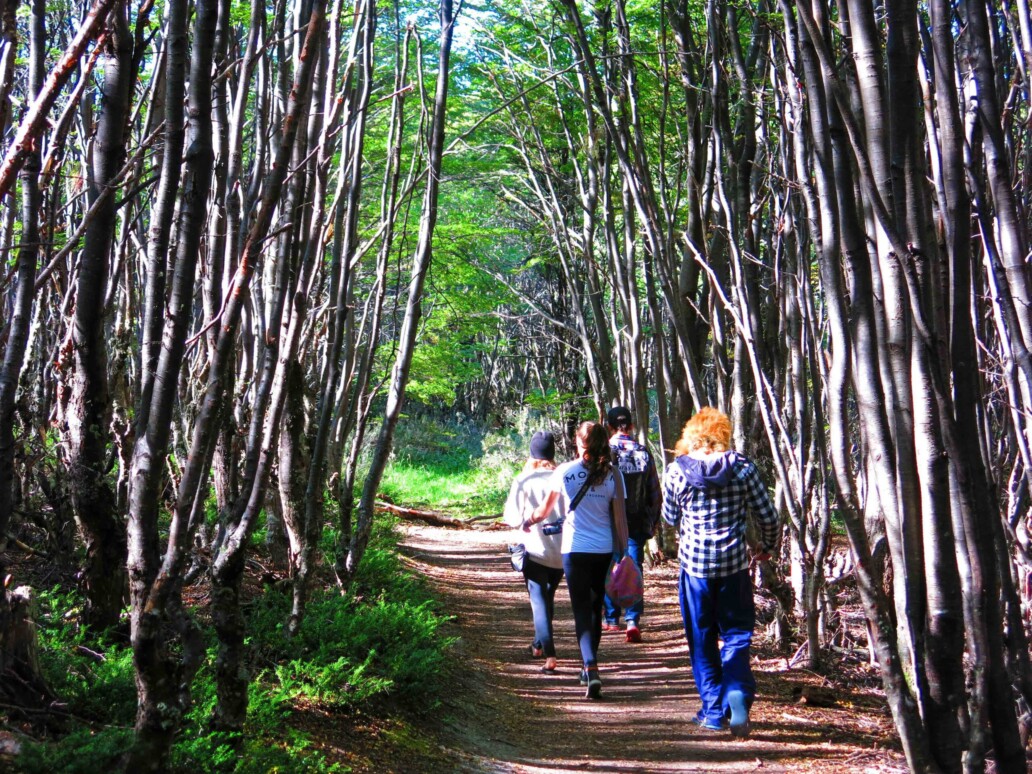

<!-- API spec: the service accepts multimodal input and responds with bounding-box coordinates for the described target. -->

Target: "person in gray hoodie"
[503,431,565,673]
[661,407,779,738]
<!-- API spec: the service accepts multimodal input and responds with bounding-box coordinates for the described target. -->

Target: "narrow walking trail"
[399,523,907,773]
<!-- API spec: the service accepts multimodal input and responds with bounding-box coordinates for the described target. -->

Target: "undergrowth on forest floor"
[12,416,550,772]
[16,519,455,774]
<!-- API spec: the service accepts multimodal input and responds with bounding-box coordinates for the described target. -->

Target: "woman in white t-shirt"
[503,431,565,673]
[524,421,628,699]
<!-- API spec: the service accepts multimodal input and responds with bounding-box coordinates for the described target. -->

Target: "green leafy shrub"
[17,727,135,774]
[18,516,453,772]
[351,543,425,601]
[170,728,344,773]
[272,653,390,705]
[34,588,136,725]
[247,584,453,706]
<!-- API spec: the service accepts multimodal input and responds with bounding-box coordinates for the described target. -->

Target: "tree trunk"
[0,0,18,143]
[0,0,118,199]
[339,0,456,587]
[207,0,328,732]
[0,0,44,548]
[300,0,379,629]
[124,0,219,765]
[0,579,52,712]
[63,0,132,632]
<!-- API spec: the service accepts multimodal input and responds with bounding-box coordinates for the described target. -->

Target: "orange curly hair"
[674,407,733,456]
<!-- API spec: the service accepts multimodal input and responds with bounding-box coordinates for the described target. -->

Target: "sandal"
[528,644,544,658]
[541,657,557,673]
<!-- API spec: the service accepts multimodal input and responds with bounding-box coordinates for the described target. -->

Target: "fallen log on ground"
[466,516,501,528]
[374,501,509,531]
[375,501,470,528]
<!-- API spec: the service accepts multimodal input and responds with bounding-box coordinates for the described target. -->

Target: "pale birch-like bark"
[340,0,458,587]
[0,0,44,549]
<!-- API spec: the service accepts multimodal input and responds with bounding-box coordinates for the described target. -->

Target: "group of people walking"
[503,406,779,738]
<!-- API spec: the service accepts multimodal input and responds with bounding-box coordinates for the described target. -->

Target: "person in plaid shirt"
[662,407,779,738]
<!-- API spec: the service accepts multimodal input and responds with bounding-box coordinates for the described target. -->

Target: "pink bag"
[605,555,643,609]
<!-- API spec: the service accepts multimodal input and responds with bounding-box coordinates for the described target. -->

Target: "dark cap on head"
[529,431,555,461]
[606,406,633,429]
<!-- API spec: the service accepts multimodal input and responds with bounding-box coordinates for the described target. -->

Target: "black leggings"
[562,552,612,668]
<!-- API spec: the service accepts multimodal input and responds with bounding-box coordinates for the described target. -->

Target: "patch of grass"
[379,462,513,517]
[379,414,529,517]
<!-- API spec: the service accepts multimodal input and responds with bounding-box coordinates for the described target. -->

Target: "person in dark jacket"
[602,406,661,643]
[662,407,779,738]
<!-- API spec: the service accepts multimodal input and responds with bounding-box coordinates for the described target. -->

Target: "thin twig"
[33,124,165,290]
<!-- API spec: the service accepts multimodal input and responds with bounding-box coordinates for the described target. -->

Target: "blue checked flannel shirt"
[661,452,780,578]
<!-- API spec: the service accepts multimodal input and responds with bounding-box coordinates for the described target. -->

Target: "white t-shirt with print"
[550,459,621,554]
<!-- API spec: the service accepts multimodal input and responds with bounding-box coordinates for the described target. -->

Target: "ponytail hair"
[576,421,613,485]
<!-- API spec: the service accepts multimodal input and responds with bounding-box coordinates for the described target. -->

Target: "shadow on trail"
[399,523,907,773]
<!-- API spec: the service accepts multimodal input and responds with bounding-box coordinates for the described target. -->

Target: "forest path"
[398,523,907,773]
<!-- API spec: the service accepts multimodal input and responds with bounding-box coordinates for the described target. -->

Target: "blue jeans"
[523,557,564,658]
[562,552,612,668]
[678,568,757,725]
[604,530,648,626]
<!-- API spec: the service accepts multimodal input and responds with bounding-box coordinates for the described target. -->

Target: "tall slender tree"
[58,0,133,632]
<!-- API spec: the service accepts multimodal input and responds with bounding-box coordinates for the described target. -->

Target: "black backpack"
[612,440,654,533]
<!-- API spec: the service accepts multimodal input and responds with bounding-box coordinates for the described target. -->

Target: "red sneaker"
[602,622,620,632]
[625,626,642,643]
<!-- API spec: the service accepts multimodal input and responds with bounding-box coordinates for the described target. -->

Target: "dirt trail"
[399,523,907,773]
